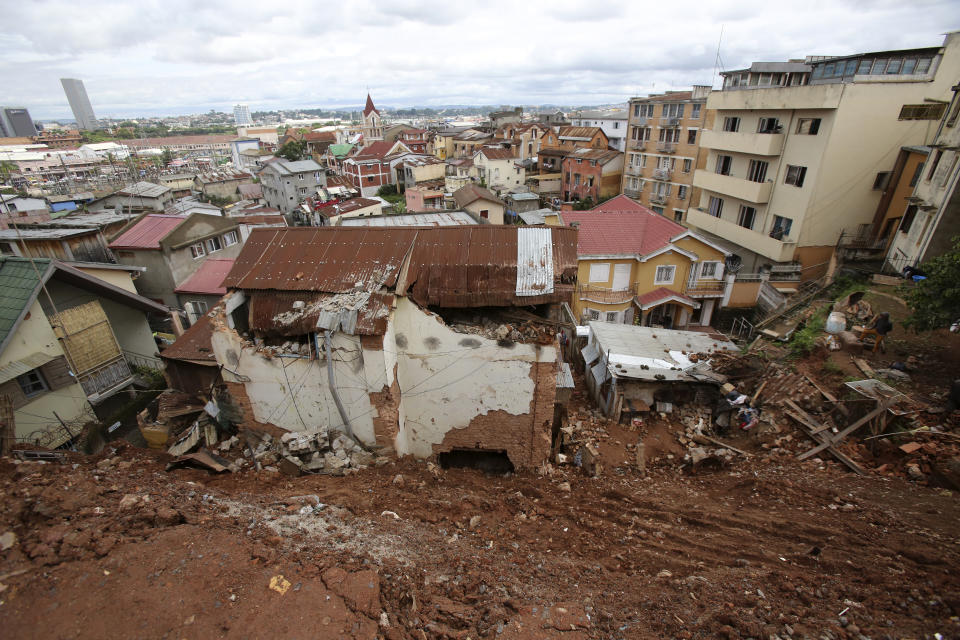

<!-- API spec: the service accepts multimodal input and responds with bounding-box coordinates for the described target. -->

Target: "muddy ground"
[0,434,957,640]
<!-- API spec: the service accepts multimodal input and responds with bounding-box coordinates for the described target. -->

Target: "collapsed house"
[583,321,738,423]
[209,225,578,469]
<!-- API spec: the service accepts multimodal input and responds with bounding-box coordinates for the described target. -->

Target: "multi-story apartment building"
[885,81,960,272]
[688,32,960,280]
[621,87,709,223]
[233,104,252,126]
[61,79,98,130]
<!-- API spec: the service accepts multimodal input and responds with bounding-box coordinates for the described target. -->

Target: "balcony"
[628,139,647,151]
[683,280,727,297]
[623,188,642,198]
[652,168,672,181]
[77,356,134,403]
[692,170,772,203]
[656,142,677,154]
[686,207,796,262]
[650,194,668,205]
[662,117,680,127]
[625,164,644,176]
[577,284,635,305]
[700,130,784,156]
[633,117,648,127]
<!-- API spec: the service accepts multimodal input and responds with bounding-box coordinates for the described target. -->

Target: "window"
[574,173,581,185]
[605,311,620,323]
[926,150,943,180]
[658,128,680,143]
[651,205,664,215]
[910,162,925,187]
[189,300,209,314]
[17,370,48,398]
[700,261,720,279]
[654,265,676,285]
[784,165,807,187]
[691,104,702,120]
[757,117,780,133]
[900,205,917,234]
[844,60,858,76]
[723,117,740,132]
[682,158,692,173]
[206,236,222,253]
[898,104,947,121]
[587,309,601,321]
[479,209,489,219]
[687,129,697,144]
[871,59,888,74]
[737,205,757,229]
[873,172,891,190]
[673,210,684,223]
[715,155,732,176]
[746,159,769,183]
[190,243,205,259]
[796,118,821,135]
[770,215,793,239]
[708,196,724,218]
[916,57,932,74]
[223,231,239,247]
[677,185,688,200]
[662,103,685,118]
[856,59,872,75]
[886,59,902,74]
[589,262,610,283]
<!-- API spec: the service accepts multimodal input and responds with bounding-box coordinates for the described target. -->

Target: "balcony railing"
[656,142,676,153]
[650,194,668,205]
[652,168,672,181]
[625,164,643,176]
[77,356,134,402]
[634,117,648,127]
[683,280,726,296]
[577,284,635,305]
[629,139,647,151]
[662,117,680,127]
[623,188,642,198]
[769,262,802,273]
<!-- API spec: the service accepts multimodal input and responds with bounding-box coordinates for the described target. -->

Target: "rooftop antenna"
[713,24,725,88]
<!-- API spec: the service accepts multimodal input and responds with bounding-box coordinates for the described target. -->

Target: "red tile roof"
[174,258,235,296]
[453,184,501,208]
[354,140,398,160]
[108,214,186,250]
[636,287,697,309]
[304,131,336,142]
[560,196,685,256]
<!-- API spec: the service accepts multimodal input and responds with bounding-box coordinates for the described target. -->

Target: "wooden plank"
[784,400,823,432]
[751,381,768,405]
[798,399,894,460]
[692,434,751,457]
[785,409,866,475]
[853,357,876,378]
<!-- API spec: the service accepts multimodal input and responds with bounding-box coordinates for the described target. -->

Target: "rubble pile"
[449,318,555,344]
[236,429,391,476]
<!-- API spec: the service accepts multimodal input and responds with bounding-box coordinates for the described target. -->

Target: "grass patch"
[788,305,830,358]
[822,359,843,375]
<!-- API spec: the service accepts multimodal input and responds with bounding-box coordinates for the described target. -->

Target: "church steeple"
[363,93,379,117]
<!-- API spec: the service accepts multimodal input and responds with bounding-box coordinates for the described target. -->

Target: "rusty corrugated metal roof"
[224,226,578,321]
[159,315,217,363]
[249,291,393,336]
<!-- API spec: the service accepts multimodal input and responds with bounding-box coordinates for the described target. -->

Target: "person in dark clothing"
[872,311,893,336]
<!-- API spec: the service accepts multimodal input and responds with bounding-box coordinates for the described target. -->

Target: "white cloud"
[1,0,957,118]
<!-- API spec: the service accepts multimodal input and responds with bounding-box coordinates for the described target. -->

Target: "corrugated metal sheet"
[0,352,59,385]
[223,226,578,313]
[249,291,393,336]
[159,315,217,363]
[516,227,554,297]
[556,362,574,389]
[174,259,235,296]
[109,214,186,250]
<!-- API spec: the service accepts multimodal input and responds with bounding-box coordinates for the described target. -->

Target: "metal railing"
[77,357,134,400]
[124,350,163,371]
[650,194,668,205]
[625,164,644,175]
[769,262,802,273]
[623,188,642,198]
[656,142,677,153]
[662,117,681,127]
[629,139,647,151]
[683,280,726,296]
[652,168,672,181]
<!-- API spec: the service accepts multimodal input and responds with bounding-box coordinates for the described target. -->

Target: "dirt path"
[1,443,957,639]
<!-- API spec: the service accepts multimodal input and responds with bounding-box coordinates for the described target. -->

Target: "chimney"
[692,85,712,100]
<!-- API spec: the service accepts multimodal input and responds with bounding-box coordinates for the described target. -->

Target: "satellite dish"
[725,254,743,273]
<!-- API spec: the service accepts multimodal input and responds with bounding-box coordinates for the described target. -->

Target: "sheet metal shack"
[583,321,737,423]
[211,225,578,469]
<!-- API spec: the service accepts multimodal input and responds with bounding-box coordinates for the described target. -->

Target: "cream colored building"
[622,87,709,223]
[688,32,960,280]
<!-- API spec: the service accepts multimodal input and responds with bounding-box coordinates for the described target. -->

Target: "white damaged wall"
[211,295,557,458]
[391,297,556,458]
[212,322,389,446]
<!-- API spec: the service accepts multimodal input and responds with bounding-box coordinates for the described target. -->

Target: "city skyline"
[1,1,958,120]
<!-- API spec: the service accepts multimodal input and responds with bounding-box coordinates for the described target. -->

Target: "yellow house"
[557,195,730,328]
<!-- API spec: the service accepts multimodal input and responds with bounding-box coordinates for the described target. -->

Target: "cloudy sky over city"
[3,0,958,119]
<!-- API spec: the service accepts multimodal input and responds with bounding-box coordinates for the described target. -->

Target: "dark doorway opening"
[438,449,515,474]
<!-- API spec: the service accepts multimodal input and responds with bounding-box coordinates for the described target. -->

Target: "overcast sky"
[3,0,958,120]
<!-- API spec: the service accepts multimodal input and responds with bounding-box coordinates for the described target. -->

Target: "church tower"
[361,93,383,142]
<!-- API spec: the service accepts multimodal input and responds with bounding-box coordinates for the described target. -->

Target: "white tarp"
[516,227,554,296]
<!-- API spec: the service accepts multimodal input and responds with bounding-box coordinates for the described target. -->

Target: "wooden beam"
[785,407,866,475]
[692,434,751,457]
[853,357,876,378]
[798,399,894,461]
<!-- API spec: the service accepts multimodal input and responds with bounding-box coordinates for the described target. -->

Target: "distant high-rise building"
[0,107,37,137]
[60,78,98,130]
[234,104,252,126]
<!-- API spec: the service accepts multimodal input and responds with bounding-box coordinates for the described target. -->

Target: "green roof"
[328,143,355,158]
[0,257,49,349]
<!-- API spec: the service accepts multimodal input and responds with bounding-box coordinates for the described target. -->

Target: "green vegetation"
[80,123,238,144]
[902,236,960,331]
[376,185,405,213]
[275,140,306,162]
[788,304,830,358]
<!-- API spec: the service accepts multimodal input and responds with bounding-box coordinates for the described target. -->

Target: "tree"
[275,140,305,162]
[902,236,960,331]
[0,161,17,185]
[160,149,174,166]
